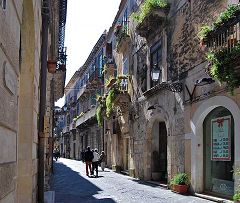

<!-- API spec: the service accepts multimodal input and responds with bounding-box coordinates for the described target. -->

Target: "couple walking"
[84,146,105,177]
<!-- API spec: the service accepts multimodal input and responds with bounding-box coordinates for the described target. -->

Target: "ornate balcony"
[135,7,169,39]
[75,106,97,128]
[77,71,102,100]
[201,5,240,92]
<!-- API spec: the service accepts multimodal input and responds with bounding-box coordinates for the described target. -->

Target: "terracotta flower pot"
[59,64,66,71]
[172,184,189,194]
[47,60,56,73]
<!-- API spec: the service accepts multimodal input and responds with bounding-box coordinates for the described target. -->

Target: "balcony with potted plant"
[198,4,240,94]
[87,70,102,89]
[132,0,170,39]
[102,63,116,78]
[105,78,130,118]
[114,23,131,53]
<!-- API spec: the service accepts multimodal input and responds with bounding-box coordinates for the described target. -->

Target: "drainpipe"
[38,0,49,202]
[51,79,55,173]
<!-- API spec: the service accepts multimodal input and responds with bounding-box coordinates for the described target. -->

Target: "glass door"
[203,107,234,197]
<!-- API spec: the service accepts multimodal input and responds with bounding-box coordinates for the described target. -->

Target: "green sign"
[211,116,231,161]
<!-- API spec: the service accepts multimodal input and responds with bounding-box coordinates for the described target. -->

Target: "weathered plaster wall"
[169,0,225,78]
[0,0,41,202]
[0,0,21,202]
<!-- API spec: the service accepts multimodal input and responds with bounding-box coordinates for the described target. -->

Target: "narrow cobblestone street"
[51,158,214,203]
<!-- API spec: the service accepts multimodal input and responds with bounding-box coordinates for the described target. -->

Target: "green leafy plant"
[105,76,116,87]
[233,190,240,201]
[170,173,190,186]
[106,89,115,117]
[73,117,78,122]
[131,0,169,23]
[198,4,240,41]
[79,112,85,117]
[206,42,240,94]
[96,106,103,126]
[96,94,102,102]
[106,87,119,117]
[198,25,211,41]
[233,168,240,201]
[117,74,128,80]
[213,4,240,27]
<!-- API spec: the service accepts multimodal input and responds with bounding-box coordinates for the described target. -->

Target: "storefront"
[203,107,234,197]
[191,96,240,198]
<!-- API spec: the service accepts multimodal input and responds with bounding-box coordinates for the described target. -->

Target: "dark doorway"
[73,143,76,159]
[151,121,167,183]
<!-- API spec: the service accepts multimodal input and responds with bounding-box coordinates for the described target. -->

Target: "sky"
[55,0,121,107]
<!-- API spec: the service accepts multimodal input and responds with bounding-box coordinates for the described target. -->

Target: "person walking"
[81,150,85,162]
[92,148,100,177]
[84,146,93,176]
[99,151,106,171]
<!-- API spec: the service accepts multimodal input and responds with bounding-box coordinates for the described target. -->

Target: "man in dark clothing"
[84,146,94,176]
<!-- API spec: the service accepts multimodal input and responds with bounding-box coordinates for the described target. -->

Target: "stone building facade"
[62,33,105,160]
[0,1,42,202]
[54,0,240,199]
[74,33,105,158]
[99,0,240,199]
[0,0,67,202]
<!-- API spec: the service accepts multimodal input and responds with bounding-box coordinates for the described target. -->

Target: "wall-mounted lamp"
[185,77,215,102]
[151,64,161,82]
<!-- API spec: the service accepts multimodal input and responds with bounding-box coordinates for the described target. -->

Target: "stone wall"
[0,0,42,202]
[0,1,20,202]
[168,0,225,78]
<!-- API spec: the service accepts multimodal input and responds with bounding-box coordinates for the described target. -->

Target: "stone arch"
[17,0,37,202]
[143,106,171,180]
[191,96,240,192]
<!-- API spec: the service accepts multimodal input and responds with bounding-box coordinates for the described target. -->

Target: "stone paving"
[51,158,214,203]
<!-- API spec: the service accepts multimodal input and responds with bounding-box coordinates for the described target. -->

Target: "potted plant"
[114,24,122,36]
[47,60,57,73]
[170,173,190,194]
[59,64,66,71]
[233,190,240,203]
[206,42,240,94]
[233,168,240,203]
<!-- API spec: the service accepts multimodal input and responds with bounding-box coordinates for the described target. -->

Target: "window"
[150,40,162,87]
[122,57,128,91]
[0,0,6,10]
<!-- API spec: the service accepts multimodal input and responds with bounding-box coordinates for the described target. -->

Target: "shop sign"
[211,116,231,161]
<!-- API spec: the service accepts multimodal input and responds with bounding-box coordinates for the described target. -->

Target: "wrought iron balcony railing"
[206,22,240,51]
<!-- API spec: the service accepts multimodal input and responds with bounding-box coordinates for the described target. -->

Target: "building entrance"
[151,121,167,183]
[203,107,234,197]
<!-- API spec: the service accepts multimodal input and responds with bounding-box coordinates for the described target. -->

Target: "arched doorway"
[191,96,240,195]
[203,107,234,197]
[151,120,167,183]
